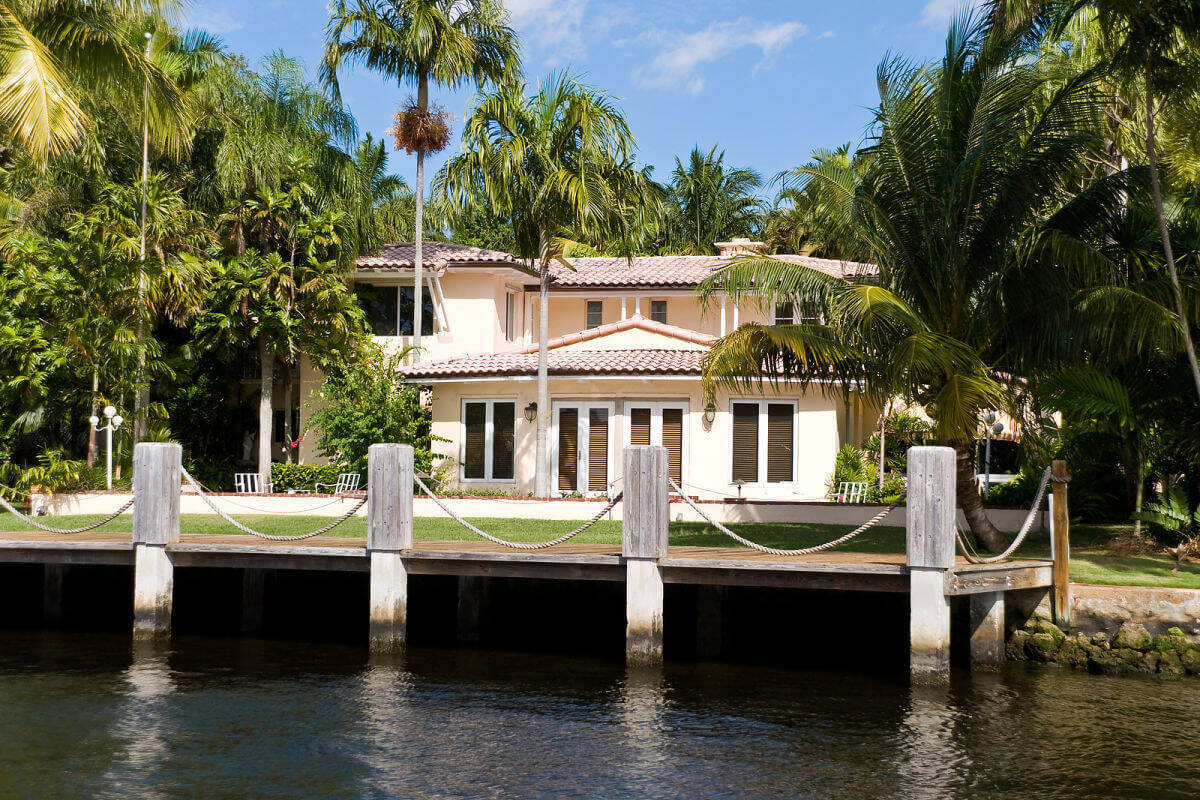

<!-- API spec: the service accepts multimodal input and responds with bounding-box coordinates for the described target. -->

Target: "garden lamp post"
[982,413,1004,499]
[89,406,123,490]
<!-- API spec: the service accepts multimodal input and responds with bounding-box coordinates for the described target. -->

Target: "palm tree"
[764,145,870,260]
[323,0,520,360]
[666,145,762,254]
[698,11,1131,551]
[437,72,656,496]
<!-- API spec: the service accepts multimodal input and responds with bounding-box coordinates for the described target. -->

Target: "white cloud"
[919,0,983,28]
[188,4,245,35]
[504,0,589,64]
[633,18,807,94]
[816,30,835,40]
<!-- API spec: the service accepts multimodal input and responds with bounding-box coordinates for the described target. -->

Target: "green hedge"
[270,463,356,492]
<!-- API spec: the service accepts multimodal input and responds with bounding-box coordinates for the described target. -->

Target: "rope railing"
[669,476,904,557]
[955,467,1068,564]
[181,468,365,542]
[413,474,621,550]
[0,490,134,534]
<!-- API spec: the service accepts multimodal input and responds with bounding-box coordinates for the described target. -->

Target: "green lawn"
[6,513,1200,590]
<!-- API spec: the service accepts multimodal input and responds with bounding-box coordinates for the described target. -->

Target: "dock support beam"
[367,444,413,653]
[969,591,1005,668]
[242,569,266,635]
[132,443,182,641]
[696,586,726,658]
[623,446,669,667]
[1051,459,1071,629]
[457,576,489,644]
[43,564,66,625]
[906,446,956,679]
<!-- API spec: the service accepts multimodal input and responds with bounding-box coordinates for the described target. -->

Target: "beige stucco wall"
[430,377,878,500]
[531,292,771,342]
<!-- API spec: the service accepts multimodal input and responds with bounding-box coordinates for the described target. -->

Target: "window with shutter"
[629,407,651,446]
[558,408,578,491]
[662,408,683,485]
[766,403,794,482]
[464,402,485,479]
[492,402,515,480]
[731,403,759,483]
[588,409,609,492]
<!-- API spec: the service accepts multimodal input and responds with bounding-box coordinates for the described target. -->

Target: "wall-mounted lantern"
[523,402,538,423]
[703,403,717,425]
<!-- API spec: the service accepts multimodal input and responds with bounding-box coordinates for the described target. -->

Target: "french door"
[624,402,687,487]
[553,402,615,496]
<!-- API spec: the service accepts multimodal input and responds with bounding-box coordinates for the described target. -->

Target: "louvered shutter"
[464,403,485,479]
[558,408,579,491]
[629,407,651,446]
[492,402,515,480]
[766,403,794,483]
[731,403,759,483]
[662,408,683,485]
[587,409,609,492]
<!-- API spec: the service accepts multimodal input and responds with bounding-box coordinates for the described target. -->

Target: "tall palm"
[323,0,519,360]
[698,12,1130,551]
[437,72,656,496]
[667,145,762,254]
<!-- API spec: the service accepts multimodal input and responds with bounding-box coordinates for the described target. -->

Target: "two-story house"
[297,239,881,500]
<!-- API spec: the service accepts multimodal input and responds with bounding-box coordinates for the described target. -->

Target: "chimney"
[714,237,766,258]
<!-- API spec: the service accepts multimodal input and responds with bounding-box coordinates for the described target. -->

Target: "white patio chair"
[836,481,867,503]
[234,473,272,494]
[315,473,361,495]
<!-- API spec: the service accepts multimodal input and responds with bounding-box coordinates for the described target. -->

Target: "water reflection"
[894,685,967,799]
[618,665,670,782]
[98,643,176,799]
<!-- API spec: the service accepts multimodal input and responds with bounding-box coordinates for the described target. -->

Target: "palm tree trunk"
[1145,70,1200,402]
[282,361,294,464]
[257,335,274,489]
[878,400,890,491]
[411,73,428,363]
[86,367,99,468]
[1133,452,1145,539]
[954,440,1009,553]
[535,260,550,497]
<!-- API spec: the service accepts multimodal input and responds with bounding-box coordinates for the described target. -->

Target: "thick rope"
[182,468,365,541]
[414,474,621,550]
[0,492,134,534]
[669,477,904,556]
[956,467,1065,564]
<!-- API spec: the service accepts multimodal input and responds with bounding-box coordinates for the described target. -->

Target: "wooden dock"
[0,442,1066,678]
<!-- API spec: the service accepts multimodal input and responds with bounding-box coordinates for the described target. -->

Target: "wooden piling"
[969,591,1005,668]
[132,443,181,640]
[623,446,669,666]
[1051,459,1071,629]
[367,443,413,652]
[906,446,955,678]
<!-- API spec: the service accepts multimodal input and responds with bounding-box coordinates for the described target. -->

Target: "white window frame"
[504,290,518,342]
[621,400,690,488]
[550,401,616,497]
[460,398,517,483]
[727,399,798,486]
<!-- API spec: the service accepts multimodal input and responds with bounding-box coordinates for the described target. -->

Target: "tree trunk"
[258,335,274,489]
[1133,455,1145,539]
[954,440,1009,553]
[411,73,428,363]
[878,400,890,491]
[534,262,551,497]
[134,330,149,445]
[1146,70,1200,402]
[86,367,99,468]
[282,360,294,465]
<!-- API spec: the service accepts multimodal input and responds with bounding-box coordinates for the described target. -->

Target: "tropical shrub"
[1134,487,1200,569]
[271,463,351,492]
[985,462,1046,507]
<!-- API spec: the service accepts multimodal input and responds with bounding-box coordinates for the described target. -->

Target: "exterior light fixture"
[89,405,124,490]
[983,414,1004,499]
[523,402,538,423]
[703,403,717,425]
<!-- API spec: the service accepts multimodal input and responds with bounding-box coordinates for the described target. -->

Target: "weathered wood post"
[906,446,955,678]
[367,443,413,652]
[969,592,1005,668]
[132,442,182,640]
[1051,459,1071,628]
[623,445,669,667]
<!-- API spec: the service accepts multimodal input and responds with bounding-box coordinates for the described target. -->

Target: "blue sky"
[185,0,965,197]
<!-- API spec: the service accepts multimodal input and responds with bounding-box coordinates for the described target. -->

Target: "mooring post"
[132,442,182,640]
[969,591,1005,668]
[906,446,956,679]
[367,443,413,652]
[623,445,669,667]
[1051,459,1071,629]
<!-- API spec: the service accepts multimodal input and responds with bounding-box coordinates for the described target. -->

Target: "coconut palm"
[323,0,520,360]
[666,145,762,254]
[437,72,658,496]
[698,11,1132,551]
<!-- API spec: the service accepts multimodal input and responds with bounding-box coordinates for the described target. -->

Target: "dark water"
[2,632,1198,800]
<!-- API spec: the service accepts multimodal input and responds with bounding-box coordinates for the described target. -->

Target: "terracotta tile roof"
[358,242,517,269]
[516,315,714,353]
[400,349,705,380]
[549,254,876,287]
